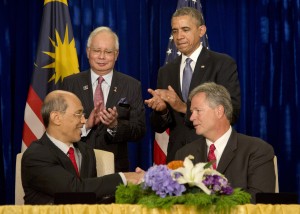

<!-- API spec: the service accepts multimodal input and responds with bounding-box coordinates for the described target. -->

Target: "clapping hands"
[85,102,118,130]
[145,85,187,114]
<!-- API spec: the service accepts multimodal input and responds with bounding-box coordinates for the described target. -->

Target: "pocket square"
[117,104,130,119]
[118,97,128,104]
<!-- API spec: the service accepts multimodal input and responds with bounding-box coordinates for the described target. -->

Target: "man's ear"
[114,50,119,62]
[50,111,62,126]
[199,25,207,38]
[215,105,225,118]
[86,47,90,59]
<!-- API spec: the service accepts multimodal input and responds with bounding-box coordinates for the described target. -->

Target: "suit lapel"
[169,57,183,100]
[190,138,207,164]
[106,71,123,107]
[79,71,94,114]
[217,130,238,173]
[189,47,210,92]
[76,143,88,177]
[198,139,208,162]
[42,134,79,176]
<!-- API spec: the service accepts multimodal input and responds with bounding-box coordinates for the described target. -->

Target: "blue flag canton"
[32,1,79,99]
[165,0,209,64]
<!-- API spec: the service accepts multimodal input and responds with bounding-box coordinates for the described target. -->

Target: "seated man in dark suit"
[175,82,275,203]
[21,90,144,205]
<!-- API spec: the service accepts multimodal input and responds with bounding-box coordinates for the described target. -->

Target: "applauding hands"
[145,85,187,114]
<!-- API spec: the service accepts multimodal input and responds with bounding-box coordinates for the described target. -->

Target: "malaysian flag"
[153,0,209,165]
[22,0,79,151]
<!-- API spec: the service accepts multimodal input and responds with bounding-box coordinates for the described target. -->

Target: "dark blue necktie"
[182,58,193,102]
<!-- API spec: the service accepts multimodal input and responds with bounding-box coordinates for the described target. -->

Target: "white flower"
[171,155,212,195]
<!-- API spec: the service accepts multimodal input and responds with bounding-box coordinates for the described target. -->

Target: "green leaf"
[115,185,251,214]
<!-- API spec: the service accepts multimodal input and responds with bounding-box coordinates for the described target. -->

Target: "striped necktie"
[94,76,105,109]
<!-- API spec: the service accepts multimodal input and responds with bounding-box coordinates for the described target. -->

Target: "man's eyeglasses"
[59,111,86,119]
[73,112,86,119]
[89,48,117,57]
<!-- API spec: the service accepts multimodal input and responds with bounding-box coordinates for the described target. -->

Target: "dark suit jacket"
[61,70,146,172]
[21,133,123,205]
[151,47,241,162]
[175,129,275,203]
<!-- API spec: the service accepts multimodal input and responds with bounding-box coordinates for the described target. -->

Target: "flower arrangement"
[116,155,251,213]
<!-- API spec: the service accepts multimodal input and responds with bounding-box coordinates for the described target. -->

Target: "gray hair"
[172,7,205,27]
[189,82,233,122]
[41,91,69,128]
[86,26,119,50]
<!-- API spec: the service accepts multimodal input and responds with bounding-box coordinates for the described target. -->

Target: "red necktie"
[94,76,105,110]
[68,147,79,176]
[207,144,217,169]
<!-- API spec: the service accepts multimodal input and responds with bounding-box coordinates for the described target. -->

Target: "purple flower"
[143,165,186,198]
[202,174,233,195]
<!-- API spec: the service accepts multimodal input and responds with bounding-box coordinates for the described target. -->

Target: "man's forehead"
[172,15,196,25]
[191,93,207,103]
[67,96,83,108]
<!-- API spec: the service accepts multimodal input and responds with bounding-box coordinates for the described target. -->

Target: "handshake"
[123,167,145,185]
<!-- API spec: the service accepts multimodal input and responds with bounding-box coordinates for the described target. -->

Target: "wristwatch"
[107,125,118,136]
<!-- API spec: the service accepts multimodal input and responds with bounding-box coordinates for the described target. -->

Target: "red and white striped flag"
[22,0,79,151]
[153,0,209,165]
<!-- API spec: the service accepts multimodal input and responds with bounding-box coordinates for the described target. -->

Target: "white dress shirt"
[206,126,232,167]
[180,44,203,91]
[46,132,127,184]
[46,133,82,171]
[91,69,113,105]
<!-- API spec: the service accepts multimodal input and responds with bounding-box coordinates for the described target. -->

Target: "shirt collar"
[206,126,232,152]
[90,69,113,86]
[181,43,203,65]
[46,132,74,155]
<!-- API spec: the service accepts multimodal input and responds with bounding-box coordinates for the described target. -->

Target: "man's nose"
[98,51,106,58]
[81,116,87,124]
[190,112,195,121]
[177,30,185,39]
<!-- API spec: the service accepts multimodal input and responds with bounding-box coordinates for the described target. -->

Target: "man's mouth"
[97,62,107,66]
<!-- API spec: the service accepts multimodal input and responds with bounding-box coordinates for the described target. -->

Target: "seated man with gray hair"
[175,82,275,203]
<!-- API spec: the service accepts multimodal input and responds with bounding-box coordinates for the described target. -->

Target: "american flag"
[22,0,79,151]
[153,0,209,165]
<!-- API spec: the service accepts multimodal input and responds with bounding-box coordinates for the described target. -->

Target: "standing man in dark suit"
[175,82,275,203]
[145,7,241,163]
[21,90,144,204]
[62,27,146,172]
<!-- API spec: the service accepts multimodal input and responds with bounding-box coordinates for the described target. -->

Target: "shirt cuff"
[119,172,127,185]
[81,124,91,137]
[107,125,117,137]
[160,109,169,120]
